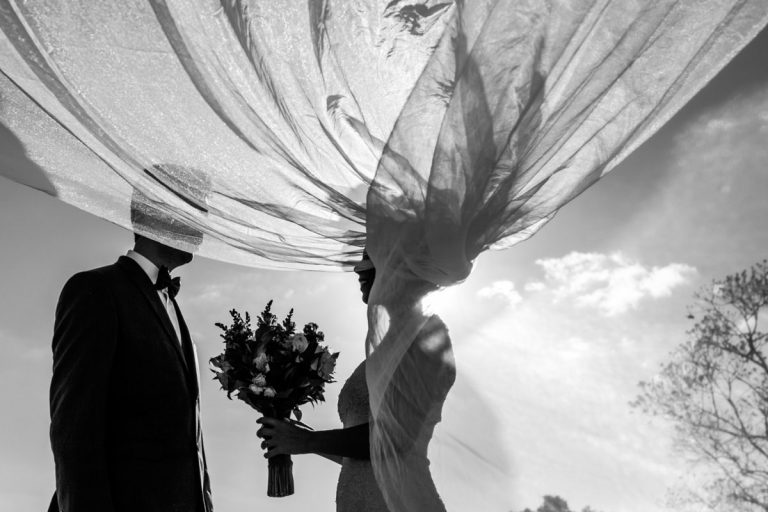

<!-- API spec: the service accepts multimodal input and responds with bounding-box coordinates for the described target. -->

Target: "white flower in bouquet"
[312,348,337,381]
[263,387,276,398]
[249,383,265,395]
[252,373,267,387]
[253,353,270,373]
[287,333,309,352]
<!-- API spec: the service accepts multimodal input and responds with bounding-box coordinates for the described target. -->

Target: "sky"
[1,25,767,512]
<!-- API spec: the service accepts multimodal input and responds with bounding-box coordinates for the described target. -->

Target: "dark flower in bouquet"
[210,300,338,497]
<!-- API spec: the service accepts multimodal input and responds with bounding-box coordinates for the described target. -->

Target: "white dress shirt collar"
[126,250,183,343]
[126,249,161,284]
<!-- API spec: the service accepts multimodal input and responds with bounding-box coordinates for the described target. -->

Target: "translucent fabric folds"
[1,0,767,510]
[365,1,767,509]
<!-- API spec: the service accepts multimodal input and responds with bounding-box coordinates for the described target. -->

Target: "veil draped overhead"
[1,0,766,509]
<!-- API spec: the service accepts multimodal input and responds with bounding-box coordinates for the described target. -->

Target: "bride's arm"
[308,424,370,463]
[318,453,343,465]
[257,418,370,464]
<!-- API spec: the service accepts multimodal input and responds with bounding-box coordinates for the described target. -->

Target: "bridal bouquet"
[210,300,338,497]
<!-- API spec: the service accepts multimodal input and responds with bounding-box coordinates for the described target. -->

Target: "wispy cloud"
[477,280,523,306]
[669,85,768,197]
[532,252,697,316]
[685,88,768,139]
[524,281,546,292]
[192,283,226,303]
[475,252,696,316]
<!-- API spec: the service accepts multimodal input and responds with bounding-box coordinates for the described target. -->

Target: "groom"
[49,173,213,512]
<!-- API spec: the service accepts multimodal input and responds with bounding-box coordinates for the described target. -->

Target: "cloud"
[472,252,696,316]
[532,252,697,316]
[701,117,737,134]
[668,85,768,200]
[686,89,768,139]
[190,283,225,303]
[524,281,546,292]
[477,280,523,306]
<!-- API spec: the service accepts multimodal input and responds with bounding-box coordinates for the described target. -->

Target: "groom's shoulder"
[54,261,131,322]
[59,260,127,298]
[70,259,122,280]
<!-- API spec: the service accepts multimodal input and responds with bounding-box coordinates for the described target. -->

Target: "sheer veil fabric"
[1,1,767,510]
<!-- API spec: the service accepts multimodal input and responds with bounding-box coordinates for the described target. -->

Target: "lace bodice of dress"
[337,361,369,428]
[335,360,389,512]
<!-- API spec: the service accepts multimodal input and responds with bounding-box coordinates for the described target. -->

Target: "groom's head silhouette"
[130,164,210,270]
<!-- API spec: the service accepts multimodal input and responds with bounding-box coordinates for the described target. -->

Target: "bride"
[257,250,455,511]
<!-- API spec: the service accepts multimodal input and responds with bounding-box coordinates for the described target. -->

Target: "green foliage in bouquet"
[210,300,338,421]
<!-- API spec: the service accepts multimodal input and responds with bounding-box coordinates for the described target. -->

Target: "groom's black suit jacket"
[49,256,213,512]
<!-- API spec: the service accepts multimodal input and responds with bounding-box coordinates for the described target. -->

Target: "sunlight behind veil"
[1,0,767,510]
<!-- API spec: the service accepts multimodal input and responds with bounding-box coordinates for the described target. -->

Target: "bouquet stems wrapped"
[267,452,294,497]
[266,407,293,497]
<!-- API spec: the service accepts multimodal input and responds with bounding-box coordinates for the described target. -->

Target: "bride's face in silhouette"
[354,252,375,304]
[356,269,374,304]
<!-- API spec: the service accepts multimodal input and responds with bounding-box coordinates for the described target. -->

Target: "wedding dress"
[337,308,456,511]
[335,361,388,512]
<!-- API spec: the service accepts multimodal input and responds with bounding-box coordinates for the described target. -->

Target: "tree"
[633,260,768,511]
[517,495,605,512]
[536,495,570,512]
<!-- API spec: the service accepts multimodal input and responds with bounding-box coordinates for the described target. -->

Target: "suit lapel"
[173,299,199,398]
[116,257,190,374]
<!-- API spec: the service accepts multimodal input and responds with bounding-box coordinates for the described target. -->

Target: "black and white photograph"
[1,2,767,511]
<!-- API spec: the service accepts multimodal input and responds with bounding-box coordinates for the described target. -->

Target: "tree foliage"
[517,495,605,512]
[633,260,768,511]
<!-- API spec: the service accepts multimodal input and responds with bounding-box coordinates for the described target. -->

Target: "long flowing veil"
[2,1,767,509]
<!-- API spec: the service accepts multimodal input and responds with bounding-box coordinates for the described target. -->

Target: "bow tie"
[155,266,181,299]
